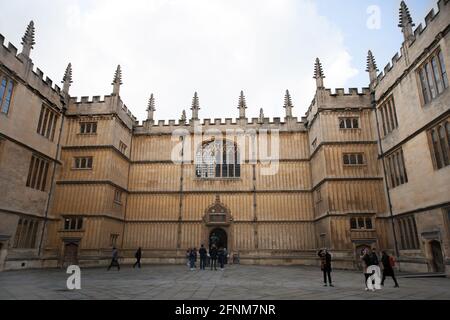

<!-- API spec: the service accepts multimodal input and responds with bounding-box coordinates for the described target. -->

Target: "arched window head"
[195,139,240,178]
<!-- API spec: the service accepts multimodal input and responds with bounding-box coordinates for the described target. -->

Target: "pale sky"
[0,0,435,123]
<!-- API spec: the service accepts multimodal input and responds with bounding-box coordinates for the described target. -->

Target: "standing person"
[223,248,228,265]
[381,251,399,288]
[107,247,120,271]
[189,248,196,271]
[369,248,380,267]
[218,247,225,270]
[193,247,198,269]
[209,244,218,271]
[186,249,190,268]
[133,247,142,269]
[199,244,207,270]
[318,249,333,287]
[361,248,372,291]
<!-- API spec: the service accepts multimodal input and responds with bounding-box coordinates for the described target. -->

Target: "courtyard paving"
[0,264,449,300]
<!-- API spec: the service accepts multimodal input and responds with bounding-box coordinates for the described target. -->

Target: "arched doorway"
[209,228,227,250]
[430,240,444,272]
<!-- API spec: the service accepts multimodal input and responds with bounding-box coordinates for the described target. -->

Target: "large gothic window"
[195,139,240,178]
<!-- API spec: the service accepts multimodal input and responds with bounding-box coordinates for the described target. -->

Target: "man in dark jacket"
[318,249,333,287]
[381,251,399,288]
[218,247,225,270]
[369,248,380,266]
[199,244,207,270]
[209,245,218,271]
[133,247,142,269]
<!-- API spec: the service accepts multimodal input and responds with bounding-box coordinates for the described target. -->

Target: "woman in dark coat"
[381,251,399,287]
[318,249,333,287]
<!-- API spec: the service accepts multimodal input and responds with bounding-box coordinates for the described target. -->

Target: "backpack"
[389,256,396,267]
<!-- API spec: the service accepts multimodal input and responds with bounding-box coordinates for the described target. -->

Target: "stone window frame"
[396,215,420,250]
[13,217,39,249]
[114,189,122,205]
[73,156,93,170]
[0,73,15,115]
[36,104,59,141]
[427,118,450,170]
[384,147,408,189]
[343,152,365,166]
[79,121,97,135]
[378,95,399,137]
[26,154,50,192]
[63,216,84,231]
[339,117,360,130]
[416,47,449,106]
[350,216,374,231]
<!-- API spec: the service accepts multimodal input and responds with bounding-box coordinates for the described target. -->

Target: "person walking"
[133,247,142,269]
[186,249,191,268]
[361,248,372,291]
[223,248,228,265]
[218,247,225,270]
[199,244,207,270]
[318,248,333,287]
[381,251,399,288]
[107,247,120,271]
[209,244,218,271]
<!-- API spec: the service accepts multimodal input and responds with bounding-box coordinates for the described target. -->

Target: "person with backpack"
[107,247,120,271]
[381,251,399,288]
[133,247,142,269]
[318,248,333,287]
[218,247,225,270]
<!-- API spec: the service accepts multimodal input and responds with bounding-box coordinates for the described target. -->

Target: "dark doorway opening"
[430,240,444,272]
[64,242,79,267]
[209,228,227,250]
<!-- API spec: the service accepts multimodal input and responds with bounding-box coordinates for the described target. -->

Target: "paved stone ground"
[0,265,449,300]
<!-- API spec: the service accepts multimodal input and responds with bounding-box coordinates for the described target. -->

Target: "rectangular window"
[80,122,97,134]
[13,218,39,248]
[378,96,398,137]
[385,148,408,188]
[119,141,127,154]
[26,155,50,191]
[350,216,374,230]
[114,189,122,204]
[110,234,119,247]
[417,48,449,105]
[0,75,14,114]
[339,117,359,129]
[315,188,322,203]
[63,217,83,231]
[428,120,450,170]
[36,105,59,141]
[343,153,364,166]
[397,215,419,250]
[74,157,93,169]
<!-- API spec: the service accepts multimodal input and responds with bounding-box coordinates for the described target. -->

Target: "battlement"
[323,87,370,97]
[375,0,448,87]
[137,115,308,135]
[68,95,138,127]
[0,33,65,107]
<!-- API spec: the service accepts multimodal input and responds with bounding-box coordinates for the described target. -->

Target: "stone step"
[397,272,446,278]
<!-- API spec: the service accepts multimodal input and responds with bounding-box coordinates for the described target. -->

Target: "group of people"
[317,248,399,290]
[186,244,228,271]
[107,247,142,271]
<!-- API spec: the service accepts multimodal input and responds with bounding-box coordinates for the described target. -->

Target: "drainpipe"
[38,96,67,258]
[371,91,401,265]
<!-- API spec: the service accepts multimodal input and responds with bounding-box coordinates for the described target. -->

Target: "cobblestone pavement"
[0,265,449,300]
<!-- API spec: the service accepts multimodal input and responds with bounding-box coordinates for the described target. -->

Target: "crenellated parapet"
[374,0,449,96]
[134,116,308,135]
[0,33,65,109]
[67,95,138,129]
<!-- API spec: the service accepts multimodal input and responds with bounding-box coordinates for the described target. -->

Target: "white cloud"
[0,0,360,122]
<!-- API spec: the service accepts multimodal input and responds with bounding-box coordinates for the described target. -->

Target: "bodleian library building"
[0,1,449,275]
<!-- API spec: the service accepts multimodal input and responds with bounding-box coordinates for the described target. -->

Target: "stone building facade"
[0,1,448,274]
